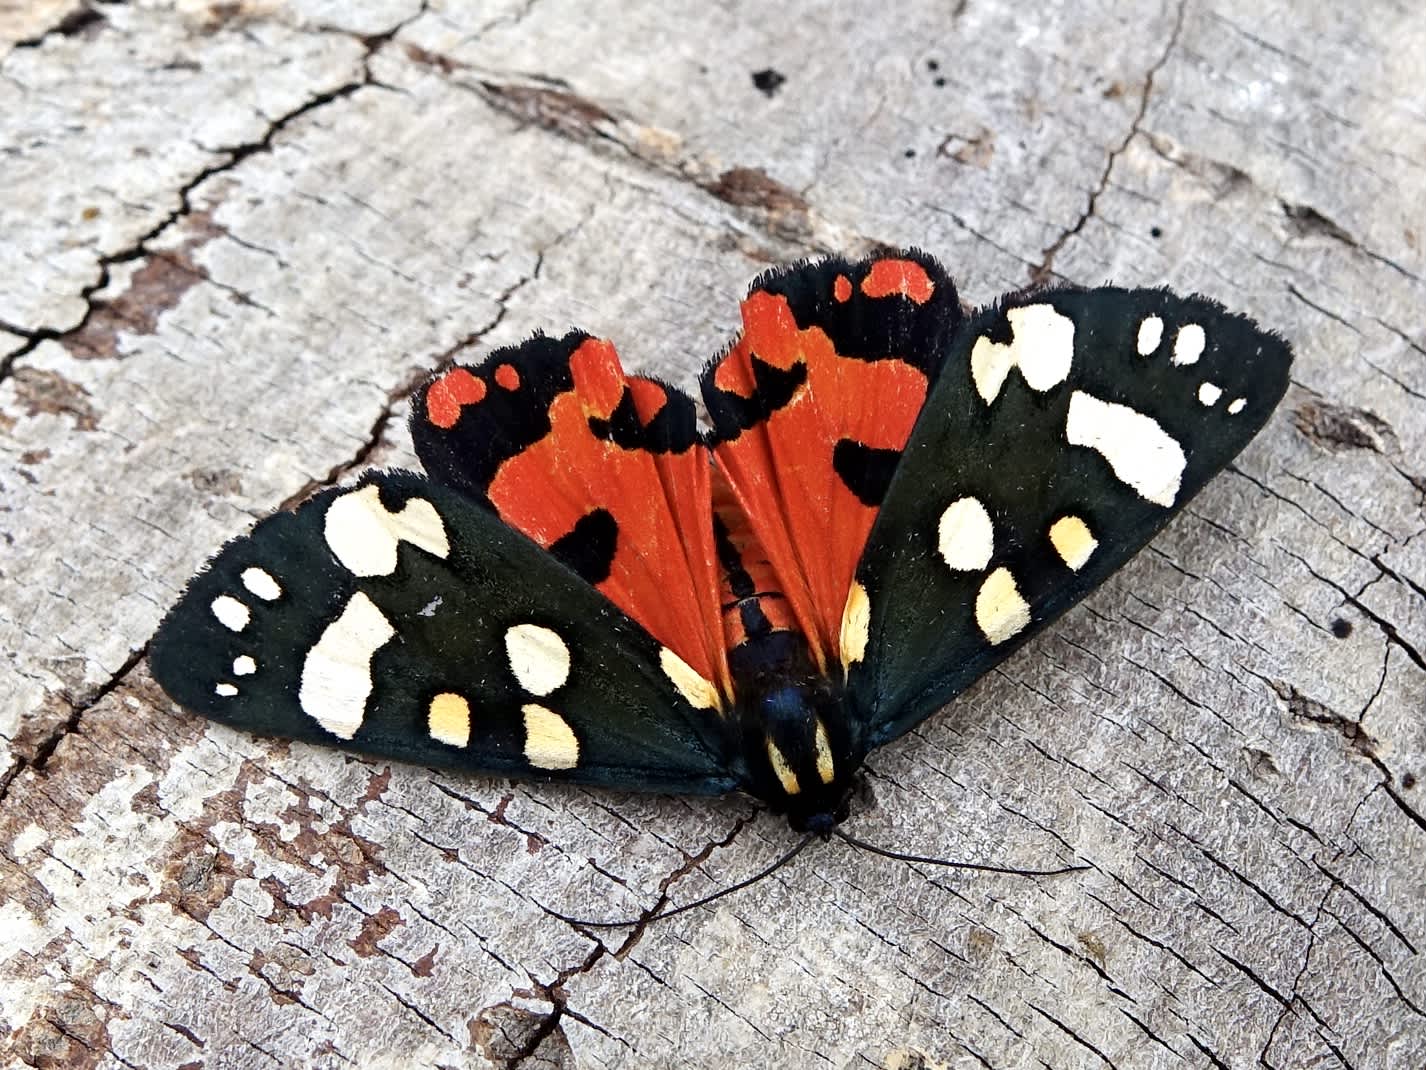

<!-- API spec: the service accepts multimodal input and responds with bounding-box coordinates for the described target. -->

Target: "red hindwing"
[414,334,730,703]
[701,253,961,669]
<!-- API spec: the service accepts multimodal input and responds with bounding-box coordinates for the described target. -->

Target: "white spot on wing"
[298,592,395,740]
[522,704,579,769]
[505,624,570,697]
[839,582,870,674]
[232,655,256,676]
[937,497,994,571]
[660,647,721,710]
[1172,324,1205,365]
[241,567,282,601]
[976,567,1031,645]
[325,484,449,578]
[211,595,249,632]
[970,304,1075,404]
[1066,391,1186,507]
[1228,397,1247,415]
[215,683,238,697]
[1199,382,1222,406]
[1136,315,1164,355]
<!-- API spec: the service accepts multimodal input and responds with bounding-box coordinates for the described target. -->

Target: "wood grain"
[2,2,1422,1066]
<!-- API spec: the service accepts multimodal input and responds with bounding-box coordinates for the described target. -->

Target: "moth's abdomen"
[725,625,860,831]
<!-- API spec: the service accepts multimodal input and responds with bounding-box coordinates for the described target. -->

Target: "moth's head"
[751,681,859,834]
[786,795,852,836]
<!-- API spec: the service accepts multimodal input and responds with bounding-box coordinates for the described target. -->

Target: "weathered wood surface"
[2,1,1423,1066]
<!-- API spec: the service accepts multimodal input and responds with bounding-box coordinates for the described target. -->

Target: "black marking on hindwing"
[832,439,902,507]
[549,508,619,584]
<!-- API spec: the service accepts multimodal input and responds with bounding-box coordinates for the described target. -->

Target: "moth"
[152,250,1291,841]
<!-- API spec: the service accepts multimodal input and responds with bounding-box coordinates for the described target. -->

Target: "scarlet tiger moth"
[152,249,1291,841]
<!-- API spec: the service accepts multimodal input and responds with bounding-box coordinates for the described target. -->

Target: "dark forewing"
[150,472,738,793]
[842,287,1292,744]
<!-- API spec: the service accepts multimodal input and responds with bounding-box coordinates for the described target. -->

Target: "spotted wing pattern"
[150,472,737,792]
[148,253,1293,829]
[840,287,1293,744]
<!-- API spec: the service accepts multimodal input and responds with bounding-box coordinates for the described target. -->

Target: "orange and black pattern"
[151,249,1292,834]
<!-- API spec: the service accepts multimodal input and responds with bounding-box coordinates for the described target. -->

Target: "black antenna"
[836,829,1089,877]
[556,833,816,928]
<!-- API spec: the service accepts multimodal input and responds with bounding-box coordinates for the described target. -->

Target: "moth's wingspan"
[844,287,1292,744]
[411,333,730,705]
[701,250,962,672]
[151,472,739,794]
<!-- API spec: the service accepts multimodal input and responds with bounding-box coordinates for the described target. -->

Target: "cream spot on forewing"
[1065,390,1186,507]
[298,592,395,740]
[522,704,579,769]
[428,692,471,748]
[232,655,256,676]
[1199,382,1222,406]
[1137,315,1164,356]
[1049,515,1098,571]
[324,484,449,578]
[505,624,571,697]
[215,683,238,697]
[1228,397,1247,415]
[1172,323,1205,365]
[970,303,1075,404]
[241,567,282,601]
[766,739,800,795]
[660,647,721,710]
[839,582,870,674]
[814,720,836,785]
[211,595,249,632]
[937,497,994,571]
[975,567,1031,645]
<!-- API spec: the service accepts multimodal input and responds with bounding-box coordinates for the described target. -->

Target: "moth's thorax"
[728,630,858,831]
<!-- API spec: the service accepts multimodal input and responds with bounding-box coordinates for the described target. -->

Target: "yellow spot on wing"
[975,567,1031,645]
[839,582,870,674]
[428,692,471,748]
[522,704,579,770]
[660,647,721,711]
[1049,516,1098,571]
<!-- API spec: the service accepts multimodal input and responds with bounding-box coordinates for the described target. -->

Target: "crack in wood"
[1032,0,1187,283]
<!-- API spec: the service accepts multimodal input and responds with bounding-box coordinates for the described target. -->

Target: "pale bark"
[2,2,1423,1067]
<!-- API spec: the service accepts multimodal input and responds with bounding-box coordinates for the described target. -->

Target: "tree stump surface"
[2,3,1423,1067]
